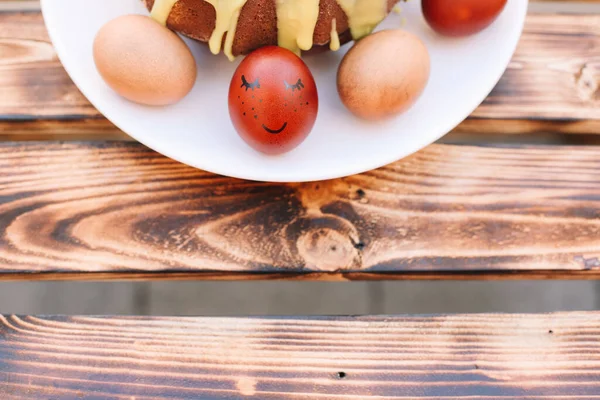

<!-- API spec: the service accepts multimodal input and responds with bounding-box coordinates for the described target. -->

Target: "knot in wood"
[574,63,600,102]
[296,226,360,272]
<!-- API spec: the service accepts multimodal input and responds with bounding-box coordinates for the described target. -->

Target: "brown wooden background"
[1,1,600,399]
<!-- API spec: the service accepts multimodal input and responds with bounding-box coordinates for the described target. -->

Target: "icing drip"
[335,0,388,40]
[150,0,179,25]
[276,0,320,56]
[329,19,340,51]
[205,0,249,61]
[151,0,247,61]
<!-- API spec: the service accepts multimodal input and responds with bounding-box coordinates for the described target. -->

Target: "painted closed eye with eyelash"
[284,79,305,92]
[241,75,260,91]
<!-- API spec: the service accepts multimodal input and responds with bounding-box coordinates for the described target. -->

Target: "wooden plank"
[0,12,599,138]
[0,141,599,280]
[0,12,99,118]
[1,313,600,398]
[473,14,600,122]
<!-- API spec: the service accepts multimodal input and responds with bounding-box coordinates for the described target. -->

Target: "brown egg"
[337,29,430,121]
[93,15,197,106]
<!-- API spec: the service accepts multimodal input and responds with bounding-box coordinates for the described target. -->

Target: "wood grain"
[0,11,599,137]
[1,313,600,399]
[0,12,99,117]
[473,14,600,122]
[0,141,599,280]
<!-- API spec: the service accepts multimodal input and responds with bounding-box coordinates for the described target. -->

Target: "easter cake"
[144,0,399,60]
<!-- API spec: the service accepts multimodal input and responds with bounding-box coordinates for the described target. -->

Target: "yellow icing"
[222,6,244,60]
[204,0,248,61]
[276,0,320,56]
[150,0,179,25]
[335,0,388,40]
[329,19,340,51]
[150,0,391,60]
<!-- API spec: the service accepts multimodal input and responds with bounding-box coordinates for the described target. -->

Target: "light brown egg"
[93,15,197,106]
[337,29,430,121]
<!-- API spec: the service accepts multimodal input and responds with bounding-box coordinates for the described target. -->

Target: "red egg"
[422,0,507,37]
[228,46,319,155]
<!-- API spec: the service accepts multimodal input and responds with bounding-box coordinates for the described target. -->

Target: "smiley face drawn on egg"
[239,75,306,135]
[228,46,319,155]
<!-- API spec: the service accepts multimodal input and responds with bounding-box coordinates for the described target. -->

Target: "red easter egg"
[228,46,319,155]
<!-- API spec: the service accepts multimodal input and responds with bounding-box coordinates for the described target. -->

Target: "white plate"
[41,0,527,182]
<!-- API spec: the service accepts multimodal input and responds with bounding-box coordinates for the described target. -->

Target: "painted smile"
[262,122,288,134]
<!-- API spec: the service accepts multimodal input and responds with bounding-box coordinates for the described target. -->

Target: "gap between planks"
[4,270,600,282]
[0,1,40,11]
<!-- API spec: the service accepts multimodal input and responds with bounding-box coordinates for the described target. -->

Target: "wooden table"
[2,0,600,398]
